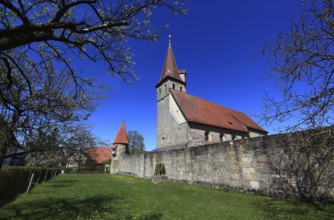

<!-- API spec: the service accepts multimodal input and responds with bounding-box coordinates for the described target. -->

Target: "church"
[156,37,267,149]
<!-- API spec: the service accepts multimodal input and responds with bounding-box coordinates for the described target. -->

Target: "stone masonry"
[112,128,334,202]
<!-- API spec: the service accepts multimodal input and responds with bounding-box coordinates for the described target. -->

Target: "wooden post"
[52,170,57,178]
[44,169,48,181]
[26,173,35,194]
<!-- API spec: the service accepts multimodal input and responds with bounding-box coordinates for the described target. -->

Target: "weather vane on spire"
[168,35,172,48]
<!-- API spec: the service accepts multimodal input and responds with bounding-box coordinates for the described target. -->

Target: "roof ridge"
[171,89,230,109]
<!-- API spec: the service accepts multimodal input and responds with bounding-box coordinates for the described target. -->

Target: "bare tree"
[261,0,334,202]
[270,127,334,202]
[0,0,186,169]
[0,0,187,84]
[0,58,97,169]
[262,0,334,131]
[25,123,102,171]
[61,124,98,172]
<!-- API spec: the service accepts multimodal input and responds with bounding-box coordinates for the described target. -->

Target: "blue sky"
[87,0,301,150]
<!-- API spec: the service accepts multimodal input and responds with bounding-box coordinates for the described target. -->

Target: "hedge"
[0,166,60,207]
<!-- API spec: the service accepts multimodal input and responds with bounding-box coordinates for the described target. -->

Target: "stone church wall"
[187,123,246,145]
[157,94,189,148]
[113,128,334,202]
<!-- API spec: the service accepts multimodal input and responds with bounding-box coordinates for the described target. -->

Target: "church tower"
[156,36,187,149]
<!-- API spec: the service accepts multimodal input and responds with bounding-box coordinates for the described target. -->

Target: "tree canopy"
[0,0,186,83]
[262,0,334,131]
[0,0,186,169]
[127,130,145,152]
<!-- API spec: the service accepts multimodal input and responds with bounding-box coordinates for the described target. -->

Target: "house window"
[173,83,175,89]
[205,131,210,141]
[159,88,161,94]
[164,84,167,91]
[180,86,183,92]
[232,134,236,140]
[220,133,224,142]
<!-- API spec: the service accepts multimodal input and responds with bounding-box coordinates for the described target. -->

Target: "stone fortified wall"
[111,128,334,202]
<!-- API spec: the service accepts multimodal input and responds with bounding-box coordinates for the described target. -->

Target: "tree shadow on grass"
[0,197,17,209]
[1,194,117,219]
[0,180,79,208]
[41,179,78,188]
[256,198,334,220]
[140,213,163,220]
[1,194,163,220]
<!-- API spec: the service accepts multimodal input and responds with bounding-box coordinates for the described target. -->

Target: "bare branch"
[261,0,334,131]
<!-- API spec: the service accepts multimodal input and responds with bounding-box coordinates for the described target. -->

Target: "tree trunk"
[0,152,6,171]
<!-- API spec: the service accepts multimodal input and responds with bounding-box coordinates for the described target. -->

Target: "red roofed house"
[84,148,112,164]
[156,37,267,149]
[65,147,112,172]
[84,147,112,172]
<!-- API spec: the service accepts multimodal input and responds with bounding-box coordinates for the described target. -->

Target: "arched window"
[220,133,224,142]
[205,131,209,141]
[180,86,183,92]
[205,131,210,141]
[164,84,167,91]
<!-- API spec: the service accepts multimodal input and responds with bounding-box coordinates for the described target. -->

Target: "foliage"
[262,0,334,131]
[127,130,145,151]
[103,158,111,165]
[0,174,333,219]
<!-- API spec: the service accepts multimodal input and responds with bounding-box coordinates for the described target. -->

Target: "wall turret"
[112,121,129,158]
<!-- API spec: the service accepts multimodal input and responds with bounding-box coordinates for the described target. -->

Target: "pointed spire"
[169,34,172,48]
[113,121,128,145]
[156,35,184,86]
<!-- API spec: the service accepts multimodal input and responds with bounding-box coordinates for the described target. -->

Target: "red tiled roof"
[156,45,184,86]
[84,148,112,164]
[170,89,267,133]
[113,121,129,145]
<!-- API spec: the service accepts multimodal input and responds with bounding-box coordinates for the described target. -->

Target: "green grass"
[0,174,333,220]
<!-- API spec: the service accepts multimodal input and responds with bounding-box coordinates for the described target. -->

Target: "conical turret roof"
[113,121,128,145]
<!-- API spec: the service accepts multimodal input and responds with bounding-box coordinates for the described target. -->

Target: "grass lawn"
[0,174,333,220]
